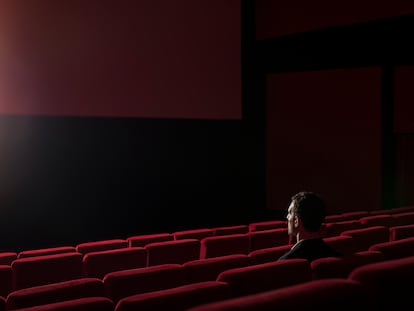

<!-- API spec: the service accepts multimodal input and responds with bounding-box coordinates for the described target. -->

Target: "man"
[278,191,341,261]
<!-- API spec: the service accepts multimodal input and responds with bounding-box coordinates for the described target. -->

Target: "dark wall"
[0,116,245,251]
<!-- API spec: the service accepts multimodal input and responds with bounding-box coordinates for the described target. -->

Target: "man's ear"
[294,215,300,228]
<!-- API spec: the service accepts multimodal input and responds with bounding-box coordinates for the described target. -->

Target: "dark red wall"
[266,68,382,213]
[394,66,414,133]
[0,0,241,119]
[255,0,414,39]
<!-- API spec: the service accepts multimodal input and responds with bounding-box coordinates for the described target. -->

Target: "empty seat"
[359,215,395,227]
[9,297,113,311]
[103,264,186,302]
[6,278,104,310]
[248,244,292,264]
[340,211,370,220]
[76,239,128,255]
[127,233,174,247]
[248,220,286,232]
[324,214,349,223]
[311,251,385,279]
[392,212,414,226]
[0,252,17,265]
[115,281,231,311]
[369,236,414,260]
[217,259,312,297]
[323,220,365,237]
[18,247,77,259]
[213,225,249,236]
[349,255,414,310]
[12,253,83,290]
[83,247,148,279]
[173,229,214,240]
[0,265,12,298]
[341,226,389,252]
[183,254,253,283]
[0,297,4,311]
[248,228,289,251]
[323,235,356,256]
[389,224,414,241]
[187,279,368,311]
[145,239,200,266]
[200,234,250,259]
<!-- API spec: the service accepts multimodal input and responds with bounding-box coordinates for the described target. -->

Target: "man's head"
[286,191,326,236]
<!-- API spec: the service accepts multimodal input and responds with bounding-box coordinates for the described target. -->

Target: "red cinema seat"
[103,264,186,302]
[323,220,365,237]
[6,278,104,310]
[248,228,289,251]
[341,226,389,252]
[323,235,356,256]
[200,234,250,259]
[9,297,113,311]
[18,247,76,259]
[127,233,174,247]
[183,254,253,283]
[349,255,414,310]
[389,224,414,241]
[145,239,200,266]
[369,236,414,260]
[0,253,17,266]
[392,212,414,226]
[12,253,83,290]
[0,297,4,311]
[114,281,231,311]
[173,229,214,240]
[217,259,312,297]
[187,279,368,311]
[248,244,292,264]
[83,247,148,279]
[213,225,249,236]
[311,251,385,279]
[76,239,128,255]
[0,265,12,298]
[248,220,286,232]
[359,215,395,227]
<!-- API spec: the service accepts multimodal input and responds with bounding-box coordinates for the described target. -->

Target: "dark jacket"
[278,238,341,261]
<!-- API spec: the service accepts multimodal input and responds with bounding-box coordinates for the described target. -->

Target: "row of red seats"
[3,238,414,311]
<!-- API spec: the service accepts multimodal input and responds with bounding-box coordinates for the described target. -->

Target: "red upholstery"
[323,220,365,237]
[103,264,186,302]
[173,229,214,240]
[248,244,292,264]
[389,223,414,241]
[341,226,389,252]
[217,259,312,297]
[248,220,286,232]
[12,253,83,290]
[187,279,368,311]
[311,251,385,279]
[18,247,77,259]
[200,234,250,259]
[0,265,12,298]
[0,253,17,265]
[6,278,104,310]
[392,211,414,226]
[359,215,396,227]
[145,239,200,266]
[76,239,128,255]
[248,228,289,251]
[323,235,356,255]
[349,255,414,309]
[369,236,414,260]
[114,281,231,311]
[10,297,113,311]
[127,233,174,247]
[340,211,370,220]
[83,247,148,279]
[213,225,249,236]
[183,254,253,283]
[0,296,4,311]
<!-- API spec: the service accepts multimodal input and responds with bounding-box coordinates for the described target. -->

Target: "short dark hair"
[291,191,326,232]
